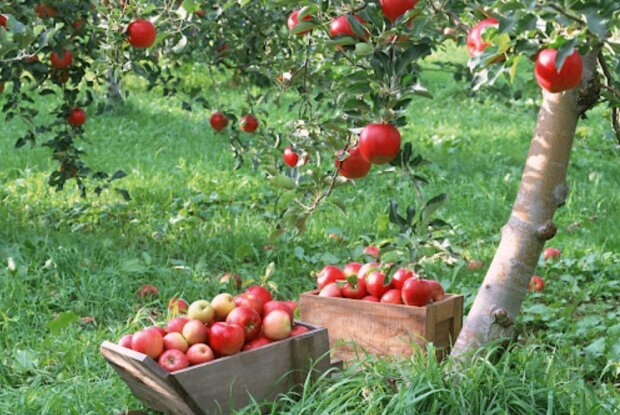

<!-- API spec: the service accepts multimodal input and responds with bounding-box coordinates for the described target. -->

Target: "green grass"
[1,45,619,414]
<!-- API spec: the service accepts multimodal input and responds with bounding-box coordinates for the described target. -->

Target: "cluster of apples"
[315,262,445,307]
[118,286,306,373]
[210,112,259,134]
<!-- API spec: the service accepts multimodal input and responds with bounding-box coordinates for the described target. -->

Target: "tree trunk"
[106,68,122,104]
[451,52,600,358]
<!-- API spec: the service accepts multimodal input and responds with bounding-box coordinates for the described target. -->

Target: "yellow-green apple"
[212,293,235,320]
[226,306,262,341]
[263,309,292,341]
[188,300,214,324]
[208,322,244,356]
[186,343,215,365]
[163,332,189,353]
[166,317,189,334]
[182,320,209,345]
[132,329,164,359]
[157,349,189,372]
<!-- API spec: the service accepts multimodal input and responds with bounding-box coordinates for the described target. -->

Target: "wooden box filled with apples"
[101,286,330,415]
[300,262,464,362]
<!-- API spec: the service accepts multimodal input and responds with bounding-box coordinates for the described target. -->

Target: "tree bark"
[106,68,122,104]
[451,52,600,358]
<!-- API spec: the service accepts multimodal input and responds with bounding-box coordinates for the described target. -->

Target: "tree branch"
[597,51,620,145]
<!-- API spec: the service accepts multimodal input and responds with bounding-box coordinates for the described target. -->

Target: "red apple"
[263,301,294,322]
[132,329,164,359]
[358,262,380,280]
[343,262,362,278]
[234,293,263,316]
[317,265,346,289]
[380,289,403,304]
[528,276,545,292]
[467,18,498,57]
[182,320,209,345]
[212,293,235,321]
[167,297,189,314]
[118,334,133,349]
[210,111,229,131]
[208,322,245,356]
[467,260,484,271]
[186,343,215,365]
[242,335,272,351]
[148,326,166,338]
[226,306,262,341]
[165,317,189,334]
[163,332,189,353]
[335,146,371,179]
[424,279,445,302]
[535,49,583,93]
[359,123,401,164]
[0,14,7,29]
[290,325,310,337]
[263,310,292,341]
[401,278,432,307]
[543,247,561,261]
[137,284,158,298]
[246,286,273,307]
[392,268,415,290]
[127,19,157,49]
[158,349,189,372]
[341,276,367,300]
[363,245,380,258]
[329,15,368,40]
[50,49,73,69]
[288,9,312,35]
[366,271,392,298]
[284,300,298,314]
[239,114,259,133]
[380,0,419,23]
[283,146,300,167]
[319,282,342,298]
[67,108,86,128]
[362,295,380,302]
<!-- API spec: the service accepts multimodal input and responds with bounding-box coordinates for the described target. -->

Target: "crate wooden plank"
[100,341,199,415]
[300,291,464,362]
[102,322,329,415]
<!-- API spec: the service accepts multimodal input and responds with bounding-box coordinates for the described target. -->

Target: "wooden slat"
[100,341,199,415]
[451,295,464,344]
[171,322,329,415]
[300,292,464,362]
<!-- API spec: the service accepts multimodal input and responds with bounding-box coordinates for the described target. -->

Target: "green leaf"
[271,175,296,190]
[47,312,79,333]
[354,43,373,56]
[419,194,447,228]
[555,39,577,72]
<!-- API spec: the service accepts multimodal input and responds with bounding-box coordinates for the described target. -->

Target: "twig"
[426,0,469,33]
[598,51,620,144]
[547,4,586,26]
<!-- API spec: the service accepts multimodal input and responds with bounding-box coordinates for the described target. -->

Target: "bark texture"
[106,68,122,104]
[451,52,600,358]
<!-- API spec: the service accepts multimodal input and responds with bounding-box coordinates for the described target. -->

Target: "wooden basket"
[300,291,463,362]
[101,322,330,415]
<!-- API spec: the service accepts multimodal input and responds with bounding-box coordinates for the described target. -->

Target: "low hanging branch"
[451,51,601,358]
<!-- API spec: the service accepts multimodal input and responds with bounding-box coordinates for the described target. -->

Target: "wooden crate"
[101,322,330,415]
[300,291,463,362]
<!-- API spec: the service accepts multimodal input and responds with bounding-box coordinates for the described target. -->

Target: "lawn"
[1,45,619,414]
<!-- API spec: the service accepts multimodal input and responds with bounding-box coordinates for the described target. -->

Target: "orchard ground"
[1,46,619,413]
